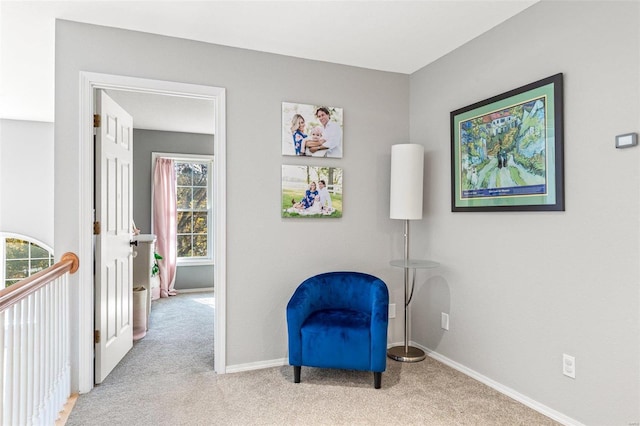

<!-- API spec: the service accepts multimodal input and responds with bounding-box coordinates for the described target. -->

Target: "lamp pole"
[403,219,410,354]
[387,219,426,362]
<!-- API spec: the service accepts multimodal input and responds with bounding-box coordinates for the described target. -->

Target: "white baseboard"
[226,358,288,374]
[176,287,214,293]
[412,342,585,426]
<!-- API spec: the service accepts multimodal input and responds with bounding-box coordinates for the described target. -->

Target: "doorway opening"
[79,72,226,391]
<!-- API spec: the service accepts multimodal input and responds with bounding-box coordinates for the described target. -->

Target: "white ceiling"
[104,89,218,135]
[0,0,538,133]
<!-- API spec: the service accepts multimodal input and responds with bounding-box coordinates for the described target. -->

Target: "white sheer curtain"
[153,157,178,297]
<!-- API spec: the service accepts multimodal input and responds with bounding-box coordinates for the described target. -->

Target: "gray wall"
[52,2,640,424]
[55,18,408,381]
[0,119,54,247]
[409,2,639,425]
[133,128,214,291]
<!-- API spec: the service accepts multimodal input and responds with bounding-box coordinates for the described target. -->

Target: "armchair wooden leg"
[294,366,301,383]
[374,372,382,389]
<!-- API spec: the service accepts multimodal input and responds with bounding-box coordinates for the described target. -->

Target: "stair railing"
[0,252,79,425]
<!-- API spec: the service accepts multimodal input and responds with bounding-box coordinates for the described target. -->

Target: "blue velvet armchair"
[286,271,389,389]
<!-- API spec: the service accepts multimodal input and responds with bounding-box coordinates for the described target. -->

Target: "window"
[153,153,214,266]
[0,233,54,288]
[176,160,211,261]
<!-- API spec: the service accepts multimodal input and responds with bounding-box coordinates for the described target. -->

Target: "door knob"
[130,240,138,246]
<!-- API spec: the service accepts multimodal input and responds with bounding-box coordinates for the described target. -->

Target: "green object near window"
[151,252,163,277]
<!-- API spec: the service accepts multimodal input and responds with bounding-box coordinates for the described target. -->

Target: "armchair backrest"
[289,271,388,314]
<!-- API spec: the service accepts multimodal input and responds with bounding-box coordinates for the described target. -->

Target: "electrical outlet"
[388,304,396,319]
[563,354,575,378]
[441,312,449,330]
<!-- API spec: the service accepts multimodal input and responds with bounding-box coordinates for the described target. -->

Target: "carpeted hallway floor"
[66,291,559,425]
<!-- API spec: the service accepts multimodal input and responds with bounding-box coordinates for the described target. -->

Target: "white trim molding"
[226,358,288,374]
[78,72,227,393]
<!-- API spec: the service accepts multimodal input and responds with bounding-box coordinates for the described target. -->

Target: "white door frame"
[79,71,226,392]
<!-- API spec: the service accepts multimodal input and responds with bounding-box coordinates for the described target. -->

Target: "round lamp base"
[387,345,426,362]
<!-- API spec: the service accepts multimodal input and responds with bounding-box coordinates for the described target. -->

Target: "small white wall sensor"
[615,133,638,148]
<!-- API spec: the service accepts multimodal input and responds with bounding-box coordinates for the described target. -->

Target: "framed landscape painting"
[451,73,564,212]
[282,102,343,158]
[282,165,343,218]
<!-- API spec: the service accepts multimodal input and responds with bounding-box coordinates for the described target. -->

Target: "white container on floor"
[133,286,148,340]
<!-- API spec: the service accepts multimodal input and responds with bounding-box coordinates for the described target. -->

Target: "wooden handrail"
[0,252,79,312]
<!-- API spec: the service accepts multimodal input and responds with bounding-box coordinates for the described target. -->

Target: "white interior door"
[94,90,134,384]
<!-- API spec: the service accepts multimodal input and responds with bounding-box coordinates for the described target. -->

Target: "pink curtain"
[153,157,178,297]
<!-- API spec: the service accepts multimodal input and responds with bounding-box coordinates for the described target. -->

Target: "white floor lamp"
[387,143,426,362]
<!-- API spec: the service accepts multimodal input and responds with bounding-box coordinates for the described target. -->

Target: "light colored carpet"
[67,292,558,425]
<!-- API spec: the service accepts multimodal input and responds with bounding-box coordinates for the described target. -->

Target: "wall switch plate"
[441,312,449,330]
[388,304,396,319]
[563,354,575,378]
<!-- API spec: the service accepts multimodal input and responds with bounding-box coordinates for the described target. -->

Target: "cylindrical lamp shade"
[390,143,424,220]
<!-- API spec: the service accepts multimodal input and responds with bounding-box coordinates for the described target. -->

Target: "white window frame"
[0,232,54,287]
[151,152,215,267]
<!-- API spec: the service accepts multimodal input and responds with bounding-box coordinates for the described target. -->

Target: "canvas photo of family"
[282,102,344,158]
[281,165,343,218]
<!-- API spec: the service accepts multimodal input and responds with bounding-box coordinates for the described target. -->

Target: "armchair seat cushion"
[301,309,371,371]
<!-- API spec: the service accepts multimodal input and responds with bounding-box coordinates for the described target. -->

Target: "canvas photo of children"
[282,102,344,158]
[282,165,343,218]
